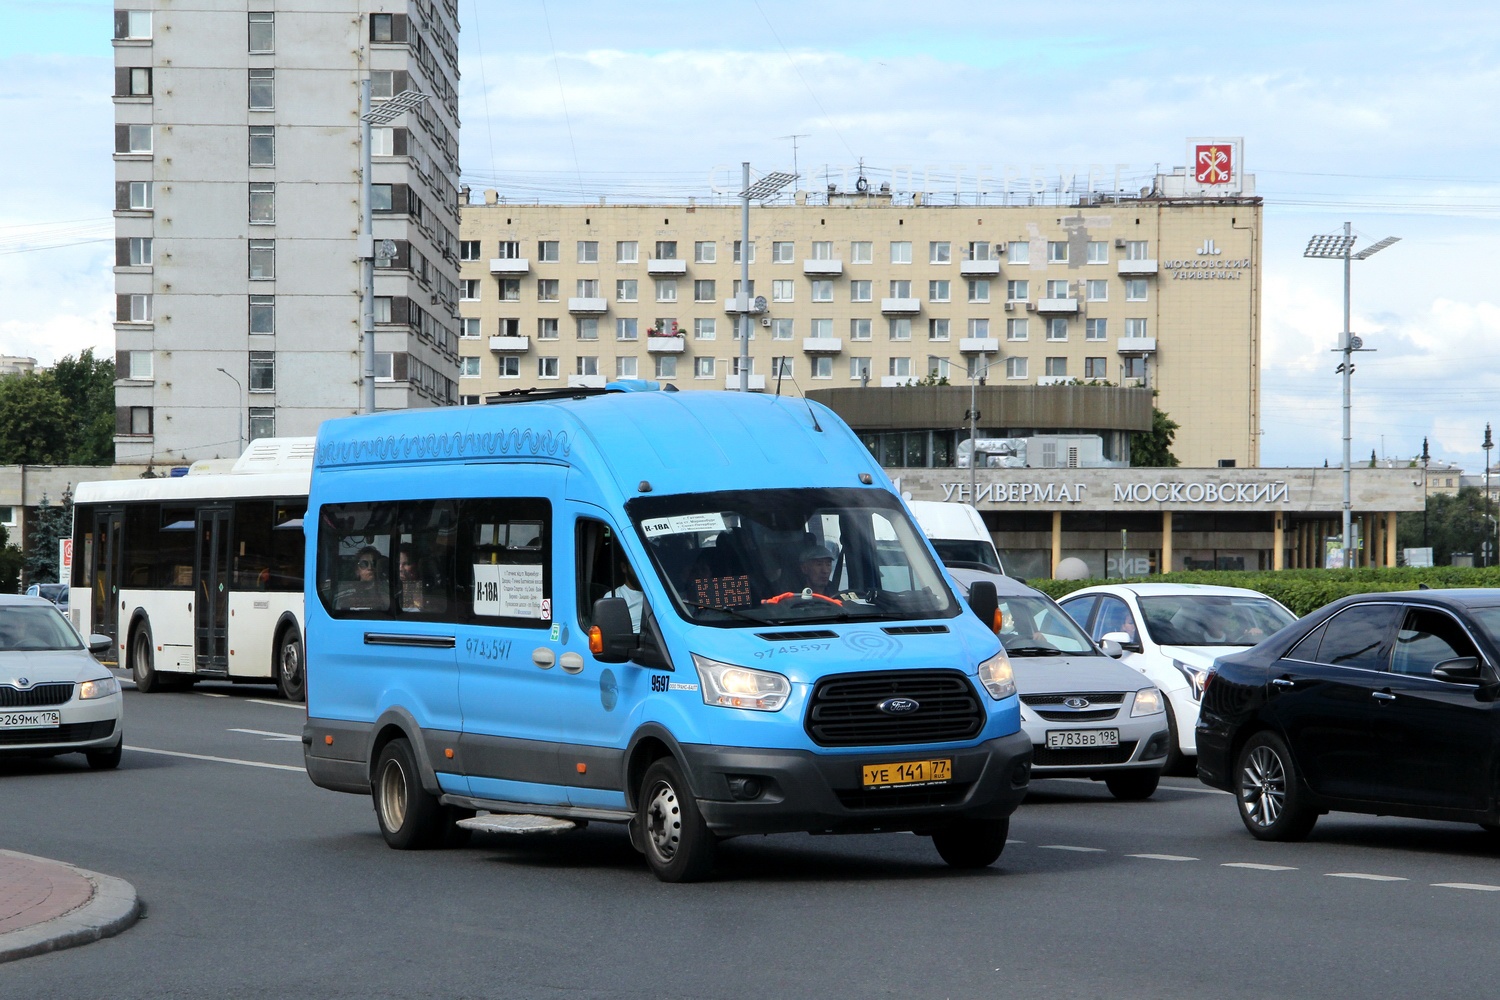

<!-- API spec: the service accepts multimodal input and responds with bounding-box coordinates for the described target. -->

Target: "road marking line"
[1040,845,1106,853]
[1222,862,1298,871]
[126,745,305,773]
[248,698,304,710]
[1128,853,1198,862]
[228,728,301,742]
[1005,839,1025,844]
[198,692,228,698]
[1433,882,1500,892]
[1327,873,1407,882]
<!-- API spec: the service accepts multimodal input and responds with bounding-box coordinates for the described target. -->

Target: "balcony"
[724,296,767,314]
[959,337,999,354]
[488,336,530,352]
[803,259,843,276]
[724,373,766,391]
[646,335,686,354]
[646,258,687,276]
[880,297,921,315]
[489,258,529,275]
[802,337,843,353]
[567,297,608,314]
[1117,337,1157,354]
[959,259,1001,276]
[1117,259,1159,276]
[1036,297,1079,314]
[567,374,606,389]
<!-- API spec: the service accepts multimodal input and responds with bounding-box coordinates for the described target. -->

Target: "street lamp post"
[216,367,243,455]
[1485,424,1494,567]
[1304,224,1400,569]
[1421,436,1430,548]
[965,354,996,501]
[736,167,796,391]
[359,87,430,414]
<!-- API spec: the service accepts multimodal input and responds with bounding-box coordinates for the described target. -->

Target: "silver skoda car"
[0,595,123,769]
[959,573,1170,800]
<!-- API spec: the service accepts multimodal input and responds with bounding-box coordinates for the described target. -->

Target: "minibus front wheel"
[638,758,715,883]
[373,738,445,850]
[931,817,1009,869]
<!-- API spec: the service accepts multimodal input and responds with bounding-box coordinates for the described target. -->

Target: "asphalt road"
[3,678,1498,1000]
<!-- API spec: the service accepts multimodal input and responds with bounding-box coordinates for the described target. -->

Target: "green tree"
[23,490,71,586]
[1131,407,1181,468]
[0,372,71,465]
[1397,485,1493,566]
[50,349,116,465]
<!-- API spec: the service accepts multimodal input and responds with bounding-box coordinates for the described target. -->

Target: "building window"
[889,318,912,342]
[968,241,992,262]
[691,318,715,340]
[811,280,833,302]
[128,237,153,266]
[1086,241,1108,264]
[374,352,394,381]
[1045,357,1068,377]
[249,351,275,391]
[616,279,637,302]
[730,357,755,377]
[129,406,153,435]
[537,318,559,340]
[498,279,520,302]
[577,278,600,298]
[373,297,393,323]
[497,318,521,338]
[128,181,153,210]
[1006,357,1028,379]
[124,67,151,96]
[1006,318,1028,341]
[461,357,481,378]
[459,395,481,406]
[494,241,521,260]
[732,279,755,298]
[655,355,677,378]
[771,318,794,340]
[694,279,715,302]
[370,127,394,157]
[1125,279,1148,302]
[127,351,153,380]
[890,241,912,264]
[850,241,872,264]
[1008,241,1030,264]
[370,184,395,212]
[1123,356,1147,380]
[654,240,677,260]
[121,124,152,153]
[498,356,520,378]
[370,70,397,100]
[371,12,396,42]
[1086,279,1108,301]
[850,280,872,302]
[1085,357,1108,379]
[967,318,990,339]
[248,240,275,279]
[577,318,598,341]
[125,294,151,323]
[694,241,716,263]
[249,126,274,165]
[929,318,950,341]
[1047,241,1068,263]
[965,355,987,379]
[1086,318,1108,341]
[812,356,833,378]
[578,241,599,263]
[772,280,794,302]
[249,295,274,334]
[460,318,481,339]
[616,356,638,378]
[459,240,481,261]
[538,357,560,379]
[1047,317,1068,341]
[772,241,795,264]
[247,182,275,224]
[537,279,559,301]
[248,69,275,110]
[245,407,273,441]
[889,357,911,377]
[850,357,872,380]
[811,241,835,260]
[809,318,832,339]
[116,10,152,39]
[1045,279,1070,299]
[850,318,872,341]
[655,279,677,302]
[1126,240,1150,260]
[694,357,716,379]
[1006,279,1028,302]
[771,357,794,378]
[1125,318,1149,338]
[616,318,638,341]
[615,241,637,263]
[248,11,274,51]
[732,240,756,264]
[889,279,912,298]
[460,279,480,301]
[928,280,950,303]
[929,357,950,380]
[538,240,559,262]
[929,241,951,264]
[967,279,990,303]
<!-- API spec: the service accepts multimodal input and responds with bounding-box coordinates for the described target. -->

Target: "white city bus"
[70,438,312,700]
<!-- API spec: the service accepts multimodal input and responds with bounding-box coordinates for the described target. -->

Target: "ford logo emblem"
[1064,697,1091,709]
[878,697,920,715]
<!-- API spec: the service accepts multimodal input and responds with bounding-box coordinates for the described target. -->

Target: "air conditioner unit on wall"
[760,317,772,327]
[1004,301,1015,312]
[1025,302,1036,312]
[1114,238,1126,248]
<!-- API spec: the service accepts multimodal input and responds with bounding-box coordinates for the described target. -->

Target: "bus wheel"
[131,623,158,694]
[275,628,305,702]
[372,738,444,850]
[638,758,715,883]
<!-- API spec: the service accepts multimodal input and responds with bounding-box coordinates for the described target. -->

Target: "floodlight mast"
[736,168,796,391]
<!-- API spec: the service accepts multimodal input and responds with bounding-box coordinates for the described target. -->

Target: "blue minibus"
[302,383,1031,881]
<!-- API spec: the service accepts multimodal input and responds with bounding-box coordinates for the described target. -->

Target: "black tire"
[638,758,715,882]
[130,622,158,693]
[1105,769,1161,801]
[441,807,475,849]
[1236,731,1318,842]
[932,818,1009,869]
[274,626,305,702]
[85,742,123,770]
[372,738,445,850]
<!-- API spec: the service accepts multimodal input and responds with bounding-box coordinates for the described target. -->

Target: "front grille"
[0,683,74,708]
[836,782,973,810]
[805,669,983,747]
[1032,708,1120,723]
[1032,741,1138,767]
[882,625,949,636]
[755,630,837,641]
[0,719,115,747]
[1022,692,1125,706]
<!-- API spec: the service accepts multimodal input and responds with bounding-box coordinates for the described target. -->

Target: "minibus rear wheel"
[931,818,1009,869]
[638,758,715,882]
[373,738,444,850]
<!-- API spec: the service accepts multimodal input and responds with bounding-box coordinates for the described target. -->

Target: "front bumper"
[0,695,122,757]
[1023,715,1170,777]
[678,729,1033,836]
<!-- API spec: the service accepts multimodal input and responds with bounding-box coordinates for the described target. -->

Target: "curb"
[0,851,142,964]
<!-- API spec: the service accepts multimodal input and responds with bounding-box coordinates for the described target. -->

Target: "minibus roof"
[313,387,887,500]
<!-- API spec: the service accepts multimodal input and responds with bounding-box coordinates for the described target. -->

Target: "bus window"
[394,500,456,615]
[577,518,643,633]
[159,506,196,588]
[454,498,551,627]
[317,503,394,614]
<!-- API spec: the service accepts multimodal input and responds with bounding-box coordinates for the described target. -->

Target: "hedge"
[1024,567,1500,617]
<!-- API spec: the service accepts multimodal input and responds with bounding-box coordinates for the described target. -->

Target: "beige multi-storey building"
[457,164,1261,468]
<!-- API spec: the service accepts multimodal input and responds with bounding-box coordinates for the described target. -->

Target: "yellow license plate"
[862,758,952,789]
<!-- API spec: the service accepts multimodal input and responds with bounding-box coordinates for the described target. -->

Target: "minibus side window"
[316,502,395,615]
[394,500,457,616]
[577,518,643,633]
[454,498,552,628]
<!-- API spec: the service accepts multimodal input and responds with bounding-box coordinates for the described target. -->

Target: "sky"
[3,0,1500,471]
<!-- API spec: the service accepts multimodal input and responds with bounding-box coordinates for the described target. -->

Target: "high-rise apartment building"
[111,1,461,465]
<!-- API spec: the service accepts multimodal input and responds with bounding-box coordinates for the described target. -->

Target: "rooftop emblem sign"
[1183,137,1243,195]
[1195,144,1233,185]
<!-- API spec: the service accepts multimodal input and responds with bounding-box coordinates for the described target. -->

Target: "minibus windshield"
[628,487,959,627]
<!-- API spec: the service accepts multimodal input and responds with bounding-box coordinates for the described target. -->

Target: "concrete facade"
[111,0,461,465]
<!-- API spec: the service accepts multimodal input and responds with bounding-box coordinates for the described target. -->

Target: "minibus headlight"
[1131,687,1165,716]
[78,676,119,700]
[976,650,1016,700]
[691,654,790,712]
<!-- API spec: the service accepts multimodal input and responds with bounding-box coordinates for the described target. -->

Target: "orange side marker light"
[324,735,334,746]
[588,626,603,654]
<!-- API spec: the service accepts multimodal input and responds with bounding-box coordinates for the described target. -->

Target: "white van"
[907,500,1004,575]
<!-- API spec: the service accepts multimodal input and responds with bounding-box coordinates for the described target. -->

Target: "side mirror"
[1432,656,1483,683]
[967,580,998,634]
[1100,638,1124,658]
[1101,630,1142,654]
[589,597,636,664]
[89,634,113,657]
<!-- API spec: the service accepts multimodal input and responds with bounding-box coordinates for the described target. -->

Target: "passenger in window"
[398,544,425,611]
[605,561,643,633]
[338,545,388,610]
[798,543,839,598]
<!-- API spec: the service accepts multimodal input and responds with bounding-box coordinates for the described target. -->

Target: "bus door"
[89,508,125,644]
[195,507,233,673]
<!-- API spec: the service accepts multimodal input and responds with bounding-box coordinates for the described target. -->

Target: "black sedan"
[1197,588,1500,841]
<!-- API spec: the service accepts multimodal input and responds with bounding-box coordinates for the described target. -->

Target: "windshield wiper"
[1003,645,1066,656]
[678,600,762,623]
